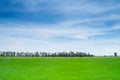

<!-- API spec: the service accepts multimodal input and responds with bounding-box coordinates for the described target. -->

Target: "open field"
[0,57,120,80]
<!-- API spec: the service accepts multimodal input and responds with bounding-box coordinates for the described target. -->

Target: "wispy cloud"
[0,20,107,40]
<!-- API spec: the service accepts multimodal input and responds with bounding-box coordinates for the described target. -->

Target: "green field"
[0,57,120,80]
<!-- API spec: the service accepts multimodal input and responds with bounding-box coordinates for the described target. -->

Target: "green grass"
[0,57,120,80]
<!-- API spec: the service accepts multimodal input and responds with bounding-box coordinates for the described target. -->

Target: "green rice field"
[0,57,120,80]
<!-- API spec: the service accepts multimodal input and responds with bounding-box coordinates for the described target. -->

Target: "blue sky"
[0,0,120,55]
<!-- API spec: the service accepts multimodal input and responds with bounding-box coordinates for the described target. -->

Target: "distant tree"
[104,55,106,57]
[11,52,15,57]
[114,52,117,57]
[69,51,74,57]
[35,52,39,57]
[0,51,94,57]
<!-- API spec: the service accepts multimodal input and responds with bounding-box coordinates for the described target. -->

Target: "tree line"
[0,51,94,57]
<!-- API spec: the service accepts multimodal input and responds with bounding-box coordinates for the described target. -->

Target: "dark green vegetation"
[0,57,120,80]
[0,51,94,57]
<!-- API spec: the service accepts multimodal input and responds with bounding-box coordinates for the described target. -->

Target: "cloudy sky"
[0,0,120,55]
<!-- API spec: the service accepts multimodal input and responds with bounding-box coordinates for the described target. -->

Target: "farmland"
[0,57,120,80]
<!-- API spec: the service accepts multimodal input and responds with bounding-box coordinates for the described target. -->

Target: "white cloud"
[0,20,106,40]
[0,21,120,55]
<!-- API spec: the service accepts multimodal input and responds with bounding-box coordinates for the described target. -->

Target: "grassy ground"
[0,57,120,80]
